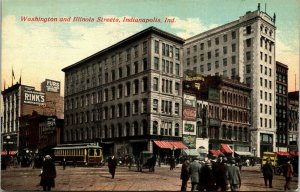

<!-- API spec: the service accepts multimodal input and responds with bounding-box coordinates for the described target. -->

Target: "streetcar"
[52,143,104,166]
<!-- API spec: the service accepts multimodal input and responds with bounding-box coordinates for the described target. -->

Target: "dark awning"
[153,140,187,149]
[220,144,233,154]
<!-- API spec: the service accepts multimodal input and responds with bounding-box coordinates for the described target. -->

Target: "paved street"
[1,164,298,191]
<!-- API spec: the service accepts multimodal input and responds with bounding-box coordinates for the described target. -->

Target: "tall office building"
[275,61,288,152]
[183,7,276,157]
[62,27,186,156]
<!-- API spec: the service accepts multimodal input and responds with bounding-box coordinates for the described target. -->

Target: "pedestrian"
[180,158,190,192]
[108,155,117,179]
[226,159,241,191]
[246,159,250,167]
[262,158,273,188]
[189,158,202,191]
[282,159,294,190]
[40,155,56,191]
[199,160,215,191]
[213,155,229,191]
[149,155,157,172]
[170,156,175,170]
[62,157,66,170]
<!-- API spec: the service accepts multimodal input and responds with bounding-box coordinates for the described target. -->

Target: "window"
[186,58,190,65]
[246,51,251,61]
[134,45,138,58]
[215,61,219,69]
[175,124,179,136]
[223,34,228,42]
[187,47,190,55]
[175,63,180,76]
[231,31,236,39]
[133,100,139,114]
[269,69,272,77]
[265,105,267,114]
[118,67,122,79]
[126,65,131,76]
[193,56,197,64]
[269,56,272,64]
[246,65,251,73]
[125,102,130,116]
[175,48,179,60]
[133,80,139,94]
[134,62,138,74]
[223,46,227,54]
[143,58,148,71]
[175,83,180,95]
[118,84,123,99]
[200,43,204,50]
[207,40,211,47]
[153,99,158,112]
[265,66,268,75]
[269,93,272,101]
[207,63,211,71]
[232,56,236,64]
[207,52,211,59]
[155,40,159,54]
[231,68,236,77]
[265,79,267,88]
[153,121,158,134]
[223,58,227,66]
[260,90,263,99]
[175,103,179,115]
[142,77,148,92]
[269,106,272,115]
[154,57,159,70]
[111,87,115,100]
[153,77,158,91]
[193,45,197,52]
[143,41,147,54]
[269,81,272,89]
[232,43,236,52]
[246,26,251,34]
[265,92,267,100]
[117,104,122,117]
[215,37,219,45]
[215,49,219,57]
[125,82,131,96]
[246,38,251,47]
[200,65,204,72]
[142,99,148,113]
[260,104,263,113]
[126,48,131,61]
[200,54,204,61]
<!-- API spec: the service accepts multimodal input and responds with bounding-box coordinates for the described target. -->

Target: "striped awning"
[220,144,233,154]
[153,140,187,149]
[1,151,17,155]
[275,152,290,156]
[210,150,223,156]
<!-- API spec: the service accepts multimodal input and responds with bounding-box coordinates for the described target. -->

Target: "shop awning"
[290,151,298,156]
[153,140,187,149]
[182,149,200,157]
[210,150,223,156]
[235,151,253,156]
[220,144,233,154]
[1,151,17,155]
[275,152,290,156]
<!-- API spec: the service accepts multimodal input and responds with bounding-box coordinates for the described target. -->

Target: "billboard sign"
[183,107,196,121]
[45,79,60,93]
[23,88,45,105]
[183,94,196,107]
[208,88,220,102]
[183,135,196,148]
[42,117,56,134]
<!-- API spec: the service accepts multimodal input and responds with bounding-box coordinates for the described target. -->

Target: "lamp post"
[6,136,11,156]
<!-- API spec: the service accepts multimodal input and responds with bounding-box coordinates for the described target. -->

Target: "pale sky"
[2,0,299,95]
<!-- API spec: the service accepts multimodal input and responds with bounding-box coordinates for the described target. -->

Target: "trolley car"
[53,143,104,166]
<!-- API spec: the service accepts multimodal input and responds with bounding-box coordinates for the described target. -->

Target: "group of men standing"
[181,155,241,191]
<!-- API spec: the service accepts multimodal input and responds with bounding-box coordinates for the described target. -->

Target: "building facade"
[183,8,276,157]
[275,61,288,152]
[62,27,185,156]
[287,91,299,152]
[1,79,64,152]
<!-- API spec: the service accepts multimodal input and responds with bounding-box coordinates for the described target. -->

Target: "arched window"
[104,125,108,138]
[153,121,158,134]
[111,125,115,138]
[222,125,227,139]
[118,123,122,137]
[126,123,130,136]
[228,126,232,140]
[142,120,147,135]
[133,121,138,136]
[175,123,179,136]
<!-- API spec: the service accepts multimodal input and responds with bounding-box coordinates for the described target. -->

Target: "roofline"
[62,26,184,72]
[276,61,289,69]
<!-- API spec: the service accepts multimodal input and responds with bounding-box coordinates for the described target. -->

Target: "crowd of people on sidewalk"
[180,154,241,191]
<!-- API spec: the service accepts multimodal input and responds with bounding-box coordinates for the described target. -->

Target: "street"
[1,164,298,191]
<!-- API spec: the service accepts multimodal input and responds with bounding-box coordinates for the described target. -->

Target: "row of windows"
[276,84,287,95]
[186,30,237,55]
[154,57,180,75]
[154,40,180,60]
[152,99,180,115]
[198,56,237,72]
[276,95,287,106]
[260,65,272,77]
[260,37,273,52]
[221,108,249,123]
[276,73,287,83]
[260,52,272,64]
[65,120,181,142]
[187,45,237,65]
[260,90,272,101]
[260,104,273,115]
[260,25,274,37]
[259,78,272,89]
[221,91,249,108]
[208,126,248,142]
[260,118,272,128]
[153,77,180,95]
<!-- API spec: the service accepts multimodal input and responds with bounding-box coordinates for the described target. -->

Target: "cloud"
[2,15,143,93]
[169,17,218,39]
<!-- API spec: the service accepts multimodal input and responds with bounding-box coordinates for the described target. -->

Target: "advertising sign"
[42,117,56,134]
[183,135,196,148]
[208,88,220,101]
[183,94,196,107]
[184,122,195,133]
[45,79,60,93]
[183,107,196,121]
[23,89,45,105]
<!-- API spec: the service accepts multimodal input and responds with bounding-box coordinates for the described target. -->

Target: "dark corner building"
[1,79,64,155]
[62,27,186,157]
[275,61,289,152]
[287,91,299,152]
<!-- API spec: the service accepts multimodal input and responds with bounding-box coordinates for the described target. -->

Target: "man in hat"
[262,158,273,188]
[226,159,241,191]
[180,158,190,192]
[213,154,229,191]
[282,159,294,190]
[40,155,56,191]
[189,158,202,191]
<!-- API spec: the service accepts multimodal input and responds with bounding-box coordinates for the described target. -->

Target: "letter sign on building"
[45,79,60,93]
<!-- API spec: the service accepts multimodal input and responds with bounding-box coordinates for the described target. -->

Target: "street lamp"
[252,147,256,157]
